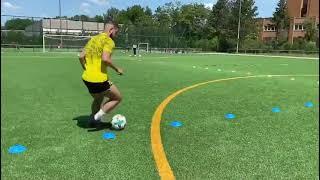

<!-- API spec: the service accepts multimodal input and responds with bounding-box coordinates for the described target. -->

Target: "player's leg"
[92,83,122,122]
[101,84,122,113]
[133,48,137,56]
[83,80,109,127]
[87,93,105,127]
[90,93,104,115]
[83,80,104,115]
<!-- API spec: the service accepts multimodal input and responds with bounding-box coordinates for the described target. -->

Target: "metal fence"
[3,14,317,55]
[1,15,104,48]
[1,14,198,53]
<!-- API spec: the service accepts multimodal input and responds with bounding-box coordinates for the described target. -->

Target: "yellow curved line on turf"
[151,74,319,180]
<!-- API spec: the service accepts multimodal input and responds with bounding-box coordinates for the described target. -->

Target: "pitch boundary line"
[197,52,319,60]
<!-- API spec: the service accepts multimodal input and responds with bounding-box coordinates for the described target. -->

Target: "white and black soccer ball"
[111,114,126,130]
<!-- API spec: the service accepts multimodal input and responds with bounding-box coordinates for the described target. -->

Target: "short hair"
[105,21,119,29]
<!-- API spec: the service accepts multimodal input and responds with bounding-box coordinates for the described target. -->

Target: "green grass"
[1,51,319,179]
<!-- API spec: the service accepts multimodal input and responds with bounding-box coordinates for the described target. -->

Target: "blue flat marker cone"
[8,144,27,154]
[170,121,183,127]
[102,132,116,140]
[272,107,281,113]
[305,102,314,108]
[225,113,236,119]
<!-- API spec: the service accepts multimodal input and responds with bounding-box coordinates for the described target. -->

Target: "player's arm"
[102,51,123,75]
[78,49,86,70]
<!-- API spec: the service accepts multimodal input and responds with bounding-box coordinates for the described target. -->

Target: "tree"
[69,15,81,21]
[136,7,155,26]
[104,7,120,22]
[116,10,131,24]
[272,0,290,42]
[176,4,210,39]
[230,0,259,43]
[145,6,152,16]
[109,5,155,25]
[154,2,181,27]
[94,15,104,23]
[80,15,90,21]
[303,18,317,41]
[209,0,231,36]
[154,2,181,48]
[55,16,68,19]
[4,18,33,30]
[209,0,233,51]
[6,31,26,43]
[125,5,147,25]
[154,6,172,26]
[69,15,90,21]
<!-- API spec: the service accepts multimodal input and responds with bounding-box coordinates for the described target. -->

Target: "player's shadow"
[72,115,112,132]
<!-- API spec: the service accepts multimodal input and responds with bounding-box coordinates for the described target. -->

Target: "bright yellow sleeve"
[102,39,115,54]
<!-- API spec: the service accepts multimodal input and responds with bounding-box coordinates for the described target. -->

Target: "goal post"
[137,43,149,54]
[42,34,92,53]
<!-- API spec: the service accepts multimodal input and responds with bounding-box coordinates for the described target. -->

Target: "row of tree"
[2,0,318,52]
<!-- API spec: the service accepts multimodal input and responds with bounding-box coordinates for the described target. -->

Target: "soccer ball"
[111,114,126,130]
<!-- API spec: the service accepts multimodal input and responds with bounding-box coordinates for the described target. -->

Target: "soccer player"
[132,44,137,56]
[78,21,123,128]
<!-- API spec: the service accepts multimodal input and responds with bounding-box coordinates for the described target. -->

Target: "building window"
[264,25,276,32]
[294,24,304,31]
[301,0,308,17]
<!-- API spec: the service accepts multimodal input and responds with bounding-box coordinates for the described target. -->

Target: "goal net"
[42,34,92,52]
[137,43,149,54]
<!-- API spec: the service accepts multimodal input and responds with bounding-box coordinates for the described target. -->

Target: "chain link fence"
[1,15,201,53]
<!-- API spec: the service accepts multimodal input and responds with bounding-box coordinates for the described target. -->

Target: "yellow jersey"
[82,33,115,83]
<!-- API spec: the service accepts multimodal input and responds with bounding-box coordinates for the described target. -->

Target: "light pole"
[59,0,62,46]
[236,0,242,53]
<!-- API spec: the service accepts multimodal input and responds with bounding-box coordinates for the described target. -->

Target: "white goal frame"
[137,43,149,54]
[42,34,91,53]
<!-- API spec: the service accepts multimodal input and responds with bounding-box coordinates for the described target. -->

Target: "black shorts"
[82,80,112,94]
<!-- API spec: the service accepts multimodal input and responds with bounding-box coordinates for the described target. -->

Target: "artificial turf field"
[1,51,319,179]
